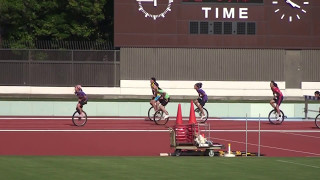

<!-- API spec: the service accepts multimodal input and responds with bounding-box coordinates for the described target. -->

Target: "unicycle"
[195,107,209,123]
[153,110,169,125]
[315,114,320,128]
[72,110,87,127]
[148,106,156,121]
[268,109,284,125]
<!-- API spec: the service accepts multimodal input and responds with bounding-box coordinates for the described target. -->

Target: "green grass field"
[0,156,319,180]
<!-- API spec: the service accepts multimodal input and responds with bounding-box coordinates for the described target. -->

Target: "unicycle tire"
[315,114,320,129]
[148,107,155,121]
[268,109,284,125]
[194,108,209,123]
[72,111,88,127]
[153,110,168,125]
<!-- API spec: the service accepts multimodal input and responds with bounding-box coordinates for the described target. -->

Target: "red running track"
[0,117,319,157]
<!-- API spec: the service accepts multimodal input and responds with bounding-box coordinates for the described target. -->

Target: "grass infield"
[0,156,319,180]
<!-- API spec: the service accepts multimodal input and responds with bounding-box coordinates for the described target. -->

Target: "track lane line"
[0,117,313,121]
[0,129,319,133]
[277,160,320,169]
[281,132,320,139]
[0,129,169,132]
[213,137,320,156]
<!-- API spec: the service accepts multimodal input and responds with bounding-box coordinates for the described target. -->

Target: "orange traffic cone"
[176,104,183,125]
[188,100,197,124]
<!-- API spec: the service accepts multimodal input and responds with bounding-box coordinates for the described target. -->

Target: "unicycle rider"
[269,81,284,121]
[152,85,170,119]
[150,77,161,111]
[74,85,88,118]
[315,91,320,112]
[194,82,208,120]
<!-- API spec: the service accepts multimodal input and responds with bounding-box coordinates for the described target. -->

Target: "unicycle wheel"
[268,109,284,125]
[315,114,320,129]
[194,108,209,123]
[153,110,169,125]
[72,111,88,127]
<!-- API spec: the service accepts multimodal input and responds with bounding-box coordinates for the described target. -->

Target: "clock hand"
[285,0,301,9]
[136,0,157,7]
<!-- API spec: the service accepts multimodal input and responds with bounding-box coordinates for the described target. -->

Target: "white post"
[258,113,261,157]
[246,113,248,157]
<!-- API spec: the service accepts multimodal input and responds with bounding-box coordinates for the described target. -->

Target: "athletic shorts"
[273,96,283,106]
[159,98,170,106]
[79,99,88,108]
[197,98,207,107]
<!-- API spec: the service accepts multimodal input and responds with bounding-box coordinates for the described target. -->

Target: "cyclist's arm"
[154,89,161,101]
[154,95,161,101]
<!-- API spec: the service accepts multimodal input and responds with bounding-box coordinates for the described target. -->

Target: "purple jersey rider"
[74,85,88,117]
[196,88,208,107]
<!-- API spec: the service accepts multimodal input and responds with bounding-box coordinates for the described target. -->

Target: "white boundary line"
[282,132,320,139]
[277,160,320,169]
[0,129,169,132]
[0,129,319,133]
[0,117,146,120]
[0,117,314,121]
[206,130,320,133]
[213,137,320,156]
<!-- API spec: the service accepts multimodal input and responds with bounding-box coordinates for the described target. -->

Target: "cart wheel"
[208,150,215,157]
[175,149,181,157]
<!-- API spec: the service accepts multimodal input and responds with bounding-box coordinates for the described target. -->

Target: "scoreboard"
[114,0,320,49]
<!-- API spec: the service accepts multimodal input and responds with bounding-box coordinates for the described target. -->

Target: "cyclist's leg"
[275,103,280,115]
[150,99,157,111]
[275,104,280,119]
[195,98,205,117]
[155,101,161,111]
[194,99,200,109]
[153,95,161,111]
[159,104,168,115]
[200,100,207,117]
[77,102,85,117]
[76,103,81,113]
[276,96,284,115]
[194,98,202,110]
[270,98,276,109]
[150,96,158,110]
[159,99,169,118]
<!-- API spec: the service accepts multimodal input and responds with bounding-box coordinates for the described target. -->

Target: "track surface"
[0,117,319,157]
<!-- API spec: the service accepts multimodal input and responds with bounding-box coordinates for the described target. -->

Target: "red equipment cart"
[169,123,225,157]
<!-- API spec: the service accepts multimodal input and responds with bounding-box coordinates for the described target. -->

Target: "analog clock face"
[272,0,310,22]
[137,0,174,20]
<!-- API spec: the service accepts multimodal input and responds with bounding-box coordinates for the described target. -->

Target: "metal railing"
[0,40,114,50]
[0,49,120,87]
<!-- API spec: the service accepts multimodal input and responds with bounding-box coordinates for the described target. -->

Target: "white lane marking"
[0,129,319,133]
[277,160,320,169]
[0,129,169,132]
[207,130,320,133]
[282,132,320,139]
[213,137,320,156]
[0,117,313,122]
[0,117,146,120]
